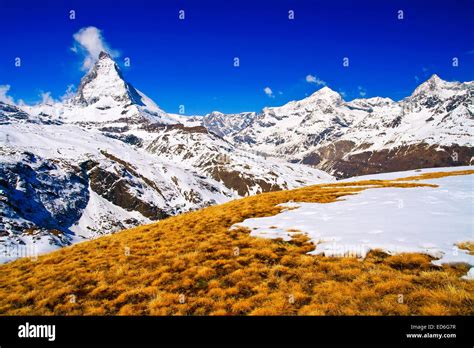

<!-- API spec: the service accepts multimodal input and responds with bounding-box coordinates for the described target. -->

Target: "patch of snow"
[232,169,474,277]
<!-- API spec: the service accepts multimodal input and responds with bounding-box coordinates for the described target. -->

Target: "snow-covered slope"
[199,111,257,138]
[0,119,235,262]
[146,124,332,196]
[3,50,470,263]
[1,114,332,263]
[0,52,333,263]
[232,167,474,279]
[196,76,474,178]
[166,111,257,138]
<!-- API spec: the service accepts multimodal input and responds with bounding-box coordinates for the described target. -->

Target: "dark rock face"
[88,165,167,219]
[0,154,89,236]
[208,167,283,196]
[301,140,356,169]
[144,123,210,135]
[388,115,402,128]
[303,143,474,179]
[85,155,169,221]
[0,149,170,246]
[0,102,30,124]
[102,132,143,146]
[301,152,322,166]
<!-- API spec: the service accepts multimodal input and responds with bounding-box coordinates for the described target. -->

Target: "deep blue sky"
[1,0,473,115]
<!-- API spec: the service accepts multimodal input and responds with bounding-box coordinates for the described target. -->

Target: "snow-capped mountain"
[193,75,474,178]
[23,51,176,128]
[2,50,472,262]
[0,52,332,262]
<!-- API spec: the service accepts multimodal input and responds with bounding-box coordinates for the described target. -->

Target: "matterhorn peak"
[98,50,112,60]
[61,50,176,125]
[92,50,120,76]
[95,51,117,67]
[72,50,144,107]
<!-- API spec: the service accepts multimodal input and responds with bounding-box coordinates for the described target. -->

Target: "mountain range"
[186,75,474,178]
[0,52,331,262]
[0,51,472,262]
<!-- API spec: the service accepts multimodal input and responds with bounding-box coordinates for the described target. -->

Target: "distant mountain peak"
[305,86,343,104]
[427,73,442,83]
[311,86,338,96]
[411,74,453,98]
[208,111,224,116]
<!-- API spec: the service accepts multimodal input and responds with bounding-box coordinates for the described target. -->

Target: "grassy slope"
[0,170,473,315]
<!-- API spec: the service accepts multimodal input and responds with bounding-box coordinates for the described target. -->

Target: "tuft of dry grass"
[457,242,474,255]
[393,170,474,182]
[0,170,472,315]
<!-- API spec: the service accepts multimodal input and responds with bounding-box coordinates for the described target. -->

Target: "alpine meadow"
[0,1,473,340]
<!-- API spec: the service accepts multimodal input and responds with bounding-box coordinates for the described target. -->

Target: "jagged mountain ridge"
[0,52,333,262]
[191,75,474,178]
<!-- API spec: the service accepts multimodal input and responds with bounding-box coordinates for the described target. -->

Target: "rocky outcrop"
[85,153,169,220]
[208,167,283,196]
[146,125,332,196]
[325,144,473,179]
[0,151,89,253]
[301,142,473,178]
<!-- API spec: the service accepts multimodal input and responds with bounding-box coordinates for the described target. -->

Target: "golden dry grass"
[457,242,474,255]
[0,170,472,315]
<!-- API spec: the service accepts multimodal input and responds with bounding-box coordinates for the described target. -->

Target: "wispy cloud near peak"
[71,26,119,71]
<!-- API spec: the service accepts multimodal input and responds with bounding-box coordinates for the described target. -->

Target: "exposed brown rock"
[86,157,168,220]
[100,150,165,197]
[302,140,356,167]
[307,143,474,179]
[208,167,282,196]
[144,123,209,134]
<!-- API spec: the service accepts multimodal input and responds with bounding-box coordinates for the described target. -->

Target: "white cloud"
[39,84,77,104]
[306,74,326,86]
[0,85,76,107]
[264,87,274,98]
[1,84,77,108]
[71,26,119,71]
[357,86,367,97]
[39,91,56,105]
[60,84,76,101]
[0,85,15,105]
